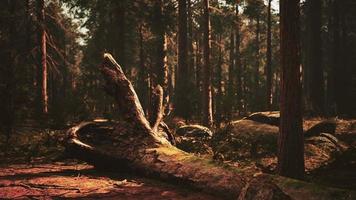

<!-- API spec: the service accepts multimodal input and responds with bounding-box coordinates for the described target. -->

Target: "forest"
[0,0,355,199]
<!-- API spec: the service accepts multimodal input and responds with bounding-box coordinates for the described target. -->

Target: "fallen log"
[66,54,246,199]
[65,54,356,199]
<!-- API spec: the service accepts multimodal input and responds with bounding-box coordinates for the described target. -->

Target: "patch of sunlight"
[93,118,109,122]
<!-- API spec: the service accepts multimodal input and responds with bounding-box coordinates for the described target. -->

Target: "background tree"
[202,0,213,127]
[304,0,324,115]
[37,0,48,115]
[266,0,273,110]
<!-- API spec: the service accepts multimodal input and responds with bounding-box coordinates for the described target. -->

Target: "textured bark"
[202,0,213,127]
[66,54,246,199]
[278,0,305,179]
[149,85,164,132]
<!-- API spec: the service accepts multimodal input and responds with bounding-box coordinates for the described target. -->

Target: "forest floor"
[0,118,355,199]
[0,161,218,199]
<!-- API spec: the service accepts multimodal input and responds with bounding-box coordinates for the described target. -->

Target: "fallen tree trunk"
[65,54,356,199]
[66,54,246,199]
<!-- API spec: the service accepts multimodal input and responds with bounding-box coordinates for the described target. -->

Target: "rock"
[245,111,280,126]
[238,175,291,200]
[304,120,337,138]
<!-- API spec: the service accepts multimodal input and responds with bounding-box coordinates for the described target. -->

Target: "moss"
[271,175,356,200]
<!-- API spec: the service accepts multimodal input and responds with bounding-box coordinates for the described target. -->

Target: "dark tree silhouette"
[266,0,273,110]
[305,0,324,115]
[278,0,305,180]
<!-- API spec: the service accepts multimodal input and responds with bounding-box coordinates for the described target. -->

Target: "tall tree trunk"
[195,32,203,116]
[305,0,324,115]
[278,0,305,180]
[266,0,273,110]
[137,24,150,114]
[187,0,195,77]
[325,0,335,115]
[235,2,242,116]
[332,0,341,115]
[176,0,191,119]
[0,0,17,142]
[254,15,261,111]
[202,0,213,127]
[38,0,48,114]
[228,29,235,119]
[215,34,223,128]
[154,0,169,108]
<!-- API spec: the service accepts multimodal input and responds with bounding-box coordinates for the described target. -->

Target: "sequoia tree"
[278,0,305,179]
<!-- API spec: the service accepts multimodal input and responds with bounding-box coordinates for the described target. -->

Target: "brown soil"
[0,161,219,200]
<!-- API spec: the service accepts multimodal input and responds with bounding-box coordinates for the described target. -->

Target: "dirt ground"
[0,161,219,200]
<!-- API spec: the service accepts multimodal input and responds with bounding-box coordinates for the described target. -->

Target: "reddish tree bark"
[278,0,305,179]
[38,0,48,114]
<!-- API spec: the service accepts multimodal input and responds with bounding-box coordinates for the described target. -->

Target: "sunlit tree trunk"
[38,0,48,114]
[202,0,213,127]
[154,0,169,106]
[235,1,242,115]
[278,0,305,180]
